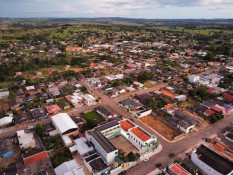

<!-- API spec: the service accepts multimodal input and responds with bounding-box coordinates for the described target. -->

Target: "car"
[118,170,126,175]
[143,158,149,162]
[169,152,175,157]
[27,126,34,130]
[156,163,162,168]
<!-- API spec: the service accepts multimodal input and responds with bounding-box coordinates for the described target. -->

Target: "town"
[0,18,233,175]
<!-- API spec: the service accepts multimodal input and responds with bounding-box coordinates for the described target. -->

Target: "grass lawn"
[84,111,103,121]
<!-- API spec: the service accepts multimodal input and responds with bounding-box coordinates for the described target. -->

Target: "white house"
[189,75,200,83]
[17,130,36,150]
[0,117,13,127]
[54,159,85,175]
[82,94,97,106]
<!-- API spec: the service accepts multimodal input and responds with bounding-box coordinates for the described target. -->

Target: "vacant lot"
[84,111,103,121]
[140,115,180,141]
[110,136,138,155]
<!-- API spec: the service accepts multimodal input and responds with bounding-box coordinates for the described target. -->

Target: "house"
[30,108,47,120]
[16,88,24,96]
[15,112,28,125]
[0,117,13,127]
[0,91,9,99]
[54,159,85,175]
[169,163,191,175]
[69,137,94,157]
[48,87,60,97]
[84,153,109,175]
[119,98,143,109]
[191,144,233,175]
[18,130,49,166]
[189,75,200,83]
[47,82,55,88]
[25,85,35,92]
[82,94,97,106]
[95,106,117,119]
[17,130,36,149]
[57,77,68,85]
[58,102,70,110]
[175,95,187,102]
[66,92,83,107]
[46,104,62,116]
[132,81,144,89]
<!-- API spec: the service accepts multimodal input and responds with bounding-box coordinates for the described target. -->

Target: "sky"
[0,0,233,19]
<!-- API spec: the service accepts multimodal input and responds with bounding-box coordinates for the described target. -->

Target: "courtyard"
[110,135,138,155]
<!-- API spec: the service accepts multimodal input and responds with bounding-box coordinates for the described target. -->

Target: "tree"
[35,124,45,137]
[126,151,137,162]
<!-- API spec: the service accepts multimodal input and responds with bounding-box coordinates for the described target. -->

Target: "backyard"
[140,115,180,141]
[84,111,103,121]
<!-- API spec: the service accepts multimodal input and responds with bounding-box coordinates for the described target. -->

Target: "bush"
[8,162,16,167]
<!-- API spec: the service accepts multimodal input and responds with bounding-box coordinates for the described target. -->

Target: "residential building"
[82,94,97,106]
[54,159,85,175]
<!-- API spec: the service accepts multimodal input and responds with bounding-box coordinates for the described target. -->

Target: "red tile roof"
[130,127,150,142]
[66,47,82,51]
[205,109,215,115]
[160,89,175,98]
[170,164,191,175]
[46,104,61,114]
[120,120,134,132]
[223,93,233,101]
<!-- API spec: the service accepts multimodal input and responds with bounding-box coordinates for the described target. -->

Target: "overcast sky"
[1,0,233,18]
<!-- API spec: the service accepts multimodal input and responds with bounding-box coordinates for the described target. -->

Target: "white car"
[27,126,34,130]
[144,158,149,162]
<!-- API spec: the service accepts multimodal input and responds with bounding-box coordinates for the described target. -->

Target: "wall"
[23,151,48,166]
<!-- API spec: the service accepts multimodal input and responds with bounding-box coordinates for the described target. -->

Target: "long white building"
[191,144,233,175]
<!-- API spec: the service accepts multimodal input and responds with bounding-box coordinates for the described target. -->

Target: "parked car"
[144,158,149,162]
[118,170,126,175]
[27,126,34,130]
[156,163,162,168]
[169,152,175,157]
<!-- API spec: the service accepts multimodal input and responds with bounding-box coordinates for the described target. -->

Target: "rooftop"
[160,89,176,98]
[51,113,78,134]
[170,163,191,175]
[119,120,134,132]
[88,130,117,153]
[130,127,151,142]
[96,120,119,132]
[195,144,233,174]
